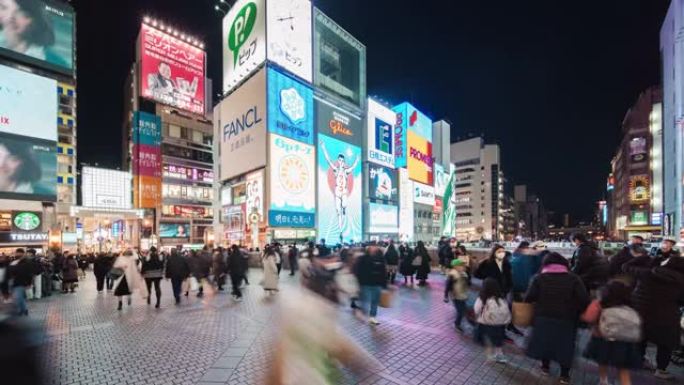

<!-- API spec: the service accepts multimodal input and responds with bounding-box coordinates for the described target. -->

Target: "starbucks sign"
[222,0,266,93]
[12,211,42,232]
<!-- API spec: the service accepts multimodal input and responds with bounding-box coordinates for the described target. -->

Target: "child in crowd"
[474,278,511,363]
[444,259,470,332]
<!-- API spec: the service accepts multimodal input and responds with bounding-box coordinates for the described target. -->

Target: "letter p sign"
[228,2,257,65]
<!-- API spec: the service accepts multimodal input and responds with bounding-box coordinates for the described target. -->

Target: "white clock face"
[267,0,312,82]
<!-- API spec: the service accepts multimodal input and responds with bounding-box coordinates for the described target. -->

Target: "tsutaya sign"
[0,232,48,243]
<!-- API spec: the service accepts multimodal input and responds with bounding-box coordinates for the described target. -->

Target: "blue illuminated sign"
[393,102,432,168]
[267,68,314,144]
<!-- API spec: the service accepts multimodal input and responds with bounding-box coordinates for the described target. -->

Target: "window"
[192,130,204,144]
[169,124,181,138]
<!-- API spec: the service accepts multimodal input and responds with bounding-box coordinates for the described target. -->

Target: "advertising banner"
[0,64,57,141]
[629,175,650,203]
[82,167,132,209]
[217,67,267,181]
[140,24,206,115]
[317,134,362,243]
[399,168,414,241]
[131,112,162,205]
[630,211,648,226]
[222,204,245,230]
[407,131,434,185]
[414,183,435,206]
[133,175,161,209]
[434,164,448,197]
[0,0,74,74]
[315,97,363,147]
[268,134,316,228]
[246,169,264,222]
[222,0,266,93]
[629,137,647,163]
[267,68,314,144]
[266,0,312,82]
[441,167,456,236]
[11,211,42,232]
[367,98,395,168]
[133,111,162,146]
[163,164,213,183]
[220,185,232,206]
[368,203,398,234]
[368,165,397,202]
[0,132,56,202]
[159,223,190,238]
[393,102,432,168]
[132,144,162,178]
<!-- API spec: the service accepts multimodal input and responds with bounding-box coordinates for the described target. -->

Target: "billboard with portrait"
[268,134,316,228]
[399,168,414,241]
[266,0,312,82]
[267,67,314,144]
[369,203,398,234]
[0,132,56,201]
[407,130,434,185]
[216,67,267,181]
[140,23,206,115]
[317,134,362,243]
[0,0,74,74]
[368,164,397,202]
[367,98,395,168]
[315,96,363,146]
[0,64,57,141]
[222,0,266,93]
[159,223,190,238]
[245,169,264,222]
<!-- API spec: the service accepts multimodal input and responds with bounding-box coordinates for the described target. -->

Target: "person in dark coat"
[165,249,190,304]
[93,253,110,292]
[384,240,400,283]
[608,235,644,278]
[399,243,415,285]
[414,241,431,286]
[437,237,452,273]
[61,253,79,293]
[103,252,116,290]
[190,249,211,297]
[227,245,244,301]
[141,247,164,308]
[7,248,40,316]
[239,246,250,286]
[354,244,387,325]
[570,233,609,292]
[474,245,513,295]
[212,248,227,291]
[525,252,590,385]
[622,250,684,380]
[287,244,298,276]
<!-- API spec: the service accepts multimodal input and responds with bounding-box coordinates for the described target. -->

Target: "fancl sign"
[223,106,263,141]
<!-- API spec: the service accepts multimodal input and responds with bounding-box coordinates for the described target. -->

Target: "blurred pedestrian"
[475,245,513,297]
[113,249,148,310]
[228,245,244,301]
[93,253,109,292]
[414,241,431,286]
[165,249,190,305]
[6,248,38,316]
[261,246,279,295]
[354,244,387,325]
[444,259,469,332]
[212,248,227,291]
[141,247,164,308]
[104,252,116,290]
[190,248,211,298]
[287,244,298,276]
[609,236,644,278]
[570,233,609,293]
[384,240,399,284]
[399,243,415,285]
[61,253,79,293]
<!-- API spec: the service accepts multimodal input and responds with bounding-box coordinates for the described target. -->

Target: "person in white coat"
[113,249,148,310]
[261,246,279,295]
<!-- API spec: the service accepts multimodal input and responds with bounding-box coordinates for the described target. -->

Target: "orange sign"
[134,175,162,209]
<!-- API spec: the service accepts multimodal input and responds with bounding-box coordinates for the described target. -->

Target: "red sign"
[140,24,205,115]
[132,144,162,178]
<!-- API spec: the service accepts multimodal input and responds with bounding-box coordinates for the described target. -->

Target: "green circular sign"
[14,212,41,231]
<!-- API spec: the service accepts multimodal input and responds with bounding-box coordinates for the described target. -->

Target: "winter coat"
[524,270,589,322]
[510,251,542,293]
[261,254,279,290]
[414,246,431,280]
[141,255,165,279]
[622,255,684,348]
[61,257,79,283]
[93,255,110,277]
[571,242,609,290]
[444,270,469,301]
[609,246,634,278]
[438,244,453,267]
[212,252,227,277]
[227,250,245,277]
[354,251,387,287]
[399,246,416,276]
[385,244,399,266]
[113,254,148,297]
[165,252,190,280]
[7,257,40,287]
[475,257,513,295]
[190,253,211,279]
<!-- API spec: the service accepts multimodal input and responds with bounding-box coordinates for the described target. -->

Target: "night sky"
[72,0,670,224]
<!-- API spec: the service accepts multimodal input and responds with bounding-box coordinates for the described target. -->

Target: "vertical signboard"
[393,102,433,169]
[245,169,264,222]
[217,67,267,181]
[269,134,316,227]
[267,68,314,144]
[222,0,266,93]
[441,165,456,236]
[399,168,414,241]
[434,164,448,197]
[266,0,313,82]
[367,99,395,168]
[132,111,162,208]
[317,134,362,243]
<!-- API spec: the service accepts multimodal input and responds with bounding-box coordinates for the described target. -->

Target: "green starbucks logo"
[228,2,257,65]
[14,212,40,231]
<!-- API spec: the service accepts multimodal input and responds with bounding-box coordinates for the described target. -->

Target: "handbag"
[379,289,394,308]
[109,267,124,279]
[512,302,534,328]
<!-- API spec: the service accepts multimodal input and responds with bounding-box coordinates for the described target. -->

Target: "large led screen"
[222,0,266,93]
[269,134,315,228]
[369,203,398,234]
[0,0,74,74]
[316,97,363,147]
[367,98,395,168]
[0,64,57,141]
[368,164,397,202]
[0,132,56,201]
[267,67,314,144]
[217,67,267,181]
[140,23,206,115]
[159,223,190,238]
[317,134,362,243]
[266,0,312,82]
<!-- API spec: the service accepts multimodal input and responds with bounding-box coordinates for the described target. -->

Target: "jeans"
[453,299,466,327]
[170,278,183,302]
[360,285,382,317]
[145,278,161,304]
[12,285,28,315]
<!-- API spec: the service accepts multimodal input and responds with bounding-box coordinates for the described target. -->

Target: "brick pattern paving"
[12,270,682,385]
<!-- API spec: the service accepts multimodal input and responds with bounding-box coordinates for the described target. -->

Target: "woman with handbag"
[113,250,148,311]
[141,247,164,308]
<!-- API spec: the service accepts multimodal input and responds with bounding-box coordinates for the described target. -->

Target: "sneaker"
[495,354,507,364]
[559,377,570,385]
[369,317,380,325]
[654,370,674,380]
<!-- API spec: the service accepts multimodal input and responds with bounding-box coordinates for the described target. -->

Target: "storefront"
[0,210,50,254]
[69,206,145,253]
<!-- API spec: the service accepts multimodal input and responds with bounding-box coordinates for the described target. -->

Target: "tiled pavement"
[11,270,683,385]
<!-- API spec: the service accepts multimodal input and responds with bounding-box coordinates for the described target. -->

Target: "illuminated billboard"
[367,98,395,168]
[434,164,449,196]
[313,8,366,109]
[82,167,132,209]
[0,0,74,74]
[163,164,213,183]
[317,134,362,243]
[267,68,314,144]
[629,175,650,203]
[393,102,432,168]
[222,0,266,93]
[629,137,647,163]
[630,211,648,226]
[159,223,190,238]
[217,67,267,181]
[245,169,264,222]
[140,23,206,115]
[132,111,162,209]
[316,97,363,146]
[0,133,56,202]
[269,134,316,228]
[407,131,434,185]
[399,168,414,241]
[368,165,397,202]
[414,183,435,206]
[369,203,399,234]
[266,0,312,82]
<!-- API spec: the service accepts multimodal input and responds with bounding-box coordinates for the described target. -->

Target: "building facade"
[513,185,548,240]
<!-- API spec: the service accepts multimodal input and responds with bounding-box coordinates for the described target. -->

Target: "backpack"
[481,298,511,326]
[598,306,642,342]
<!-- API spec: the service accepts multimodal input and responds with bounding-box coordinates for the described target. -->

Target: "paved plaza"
[14,270,682,385]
